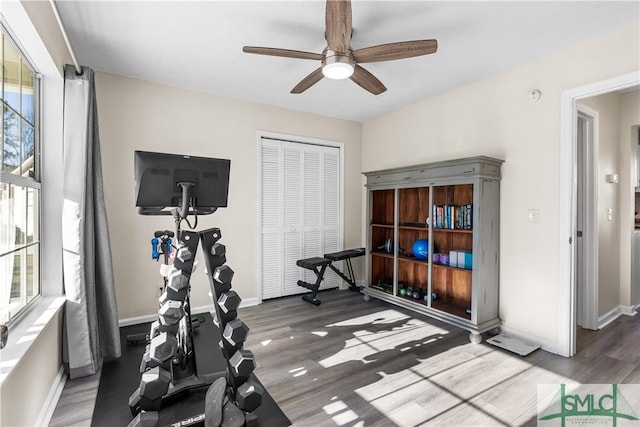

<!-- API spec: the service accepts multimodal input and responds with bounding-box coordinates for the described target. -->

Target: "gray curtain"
[62,64,121,379]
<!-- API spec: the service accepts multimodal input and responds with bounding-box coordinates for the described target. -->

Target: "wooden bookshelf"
[363,156,503,343]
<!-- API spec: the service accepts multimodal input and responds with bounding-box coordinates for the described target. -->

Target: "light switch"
[528,209,540,224]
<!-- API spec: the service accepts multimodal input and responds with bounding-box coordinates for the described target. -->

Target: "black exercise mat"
[92,313,290,427]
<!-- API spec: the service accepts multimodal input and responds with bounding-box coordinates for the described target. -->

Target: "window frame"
[1,20,43,326]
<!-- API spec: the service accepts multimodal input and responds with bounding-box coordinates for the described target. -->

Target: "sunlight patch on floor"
[319,314,449,368]
[322,400,360,426]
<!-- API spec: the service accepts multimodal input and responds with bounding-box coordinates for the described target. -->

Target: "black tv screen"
[134,150,231,215]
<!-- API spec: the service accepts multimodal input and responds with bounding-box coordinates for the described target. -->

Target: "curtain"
[62,64,120,378]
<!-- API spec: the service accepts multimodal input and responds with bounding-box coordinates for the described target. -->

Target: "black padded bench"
[296,248,366,305]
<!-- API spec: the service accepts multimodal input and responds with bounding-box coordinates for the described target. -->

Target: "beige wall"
[0,310,63,426]
[362,24,639,346]
[581,90,640,317]
[581,93,623,316]
[95,72,363,320]
[620,91,640,307]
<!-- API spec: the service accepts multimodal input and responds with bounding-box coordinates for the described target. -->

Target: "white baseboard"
[119,299,260,327]
[35,365,66,427]
[598,305,637,330]
[498,325,562,356]
[239,297,259,308]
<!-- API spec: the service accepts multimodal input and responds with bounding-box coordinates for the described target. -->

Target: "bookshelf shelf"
[363,156,503,343]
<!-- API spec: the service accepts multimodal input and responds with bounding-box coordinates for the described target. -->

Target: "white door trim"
[256,131,345,304]
[558,71,640,357]
[576,103,599,331]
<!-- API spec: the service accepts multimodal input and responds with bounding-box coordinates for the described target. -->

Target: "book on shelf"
[432,204,473,230]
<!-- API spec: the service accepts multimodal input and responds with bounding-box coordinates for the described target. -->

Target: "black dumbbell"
[222,319,249,352]
[212,310,238,329]
[173,245,195,272]
[149,332,178,364]
[213,265,234,289]
[218,290,241,314]
[176,246,192,263]
[236,380,264,412]
[158,300,184,325]
[139,349,160,373]
[129,387,161,414]
[211,243,226,257]
[126,410,159,427]
[229,349,255,383]
[207,242,227,270]
[168,270,189,294]
[139,366,171,401]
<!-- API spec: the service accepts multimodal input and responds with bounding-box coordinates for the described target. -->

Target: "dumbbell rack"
[128,227,263,427]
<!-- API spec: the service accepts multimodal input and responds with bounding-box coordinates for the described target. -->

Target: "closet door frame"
[256,131,345,303]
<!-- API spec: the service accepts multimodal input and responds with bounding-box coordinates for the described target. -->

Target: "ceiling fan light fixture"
[322,50,355,80]
[322,62,354,79]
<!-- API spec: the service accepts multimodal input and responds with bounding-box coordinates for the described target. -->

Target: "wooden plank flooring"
[49,289,640,426]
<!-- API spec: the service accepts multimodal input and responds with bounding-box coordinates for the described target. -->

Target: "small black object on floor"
[91,314,290,427]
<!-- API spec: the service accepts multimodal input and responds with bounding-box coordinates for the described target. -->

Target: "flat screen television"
[134,150,231,216]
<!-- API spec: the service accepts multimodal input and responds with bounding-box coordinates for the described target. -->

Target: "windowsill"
[0,295,66,386]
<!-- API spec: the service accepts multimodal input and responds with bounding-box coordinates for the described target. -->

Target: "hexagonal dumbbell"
[236,380,264,412]
[139,366,171,401]
[211,243,226,257]
[176,245,192,263]
[213,308,238,328]
[222,319,249,353]
[149,331,178,364]
[212,310,238,328]
[209,243,227,267]
[228,349,256,384]
[126,410,159,427]
[139,349,160,373]
[158,300,184,325]
[168,270,189,291]
[165,271,189,302]
[218,290,241,314]
[213,265,234,291]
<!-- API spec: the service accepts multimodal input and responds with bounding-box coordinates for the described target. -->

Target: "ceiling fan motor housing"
[321,48,356,79]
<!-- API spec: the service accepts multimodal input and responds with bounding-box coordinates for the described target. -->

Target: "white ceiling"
[56,1,639,122]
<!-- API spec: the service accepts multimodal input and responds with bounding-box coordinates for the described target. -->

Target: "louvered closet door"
[281,142,303,295]
[322,147,341,289]
[260,139,283,299]
[260,138,342,300]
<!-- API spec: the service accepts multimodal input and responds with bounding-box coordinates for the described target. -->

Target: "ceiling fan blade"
[350,65,386,95]
[353,40,438,63]
[291,68,324,94]
[243,46,322,61]
[325,0,352,53]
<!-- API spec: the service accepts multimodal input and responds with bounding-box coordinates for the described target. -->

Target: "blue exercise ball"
[412,239,429,260]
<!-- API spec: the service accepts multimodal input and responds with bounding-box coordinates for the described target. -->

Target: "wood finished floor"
[49,289,640,427]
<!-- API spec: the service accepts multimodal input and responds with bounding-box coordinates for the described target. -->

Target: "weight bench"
[296,248,366,306]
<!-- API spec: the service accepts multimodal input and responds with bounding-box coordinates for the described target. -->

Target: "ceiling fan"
[242,0,438,95]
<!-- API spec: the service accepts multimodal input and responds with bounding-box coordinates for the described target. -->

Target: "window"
[0,26,40,325]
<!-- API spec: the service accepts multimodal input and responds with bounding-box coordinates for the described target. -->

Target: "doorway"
[559,72,640,357]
